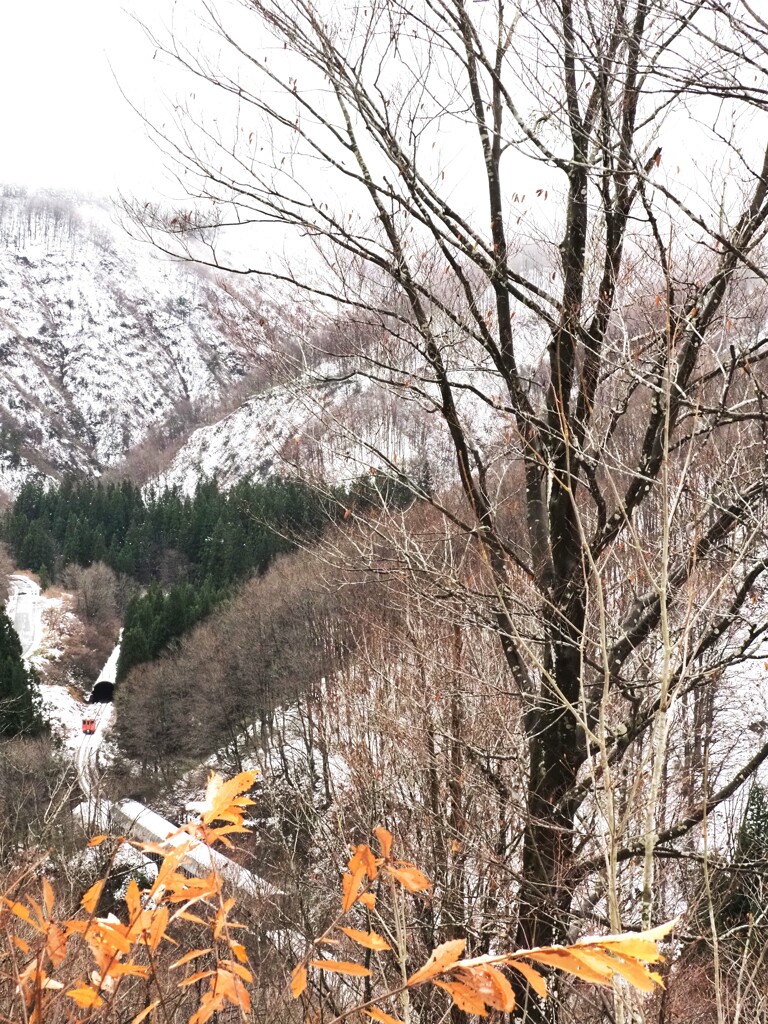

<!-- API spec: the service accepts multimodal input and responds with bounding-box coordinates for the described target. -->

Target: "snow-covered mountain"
[156,366,459,494]
[0,188,288,495]
[0,188,488,500]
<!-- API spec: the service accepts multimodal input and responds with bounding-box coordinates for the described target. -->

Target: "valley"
[5,4,768,1021]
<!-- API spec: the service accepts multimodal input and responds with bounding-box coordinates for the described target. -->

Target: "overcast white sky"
[0,0,176,197]
[1,0,761,247]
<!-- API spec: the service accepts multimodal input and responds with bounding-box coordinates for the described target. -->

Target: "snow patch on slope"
[156,365,474,493]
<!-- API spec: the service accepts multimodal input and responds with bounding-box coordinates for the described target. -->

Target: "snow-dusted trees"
[137,1,768,1019]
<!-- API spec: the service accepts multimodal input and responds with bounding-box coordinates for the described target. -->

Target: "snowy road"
[8,574,41,660]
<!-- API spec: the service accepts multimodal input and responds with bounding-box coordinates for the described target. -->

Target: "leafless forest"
[7,1,768,1022]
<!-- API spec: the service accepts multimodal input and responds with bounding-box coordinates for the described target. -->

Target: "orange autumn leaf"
[220,959,253,984]
[434,979,487,1015]
[188,770,258,827]
[340,927,391,951]
[67,985,104,1009]
[453,964,516,1012]
[349,843,378,881]
[110,962,151,979]
[310,959,372,976]
[125,878,142,922]
[178,969,217,988]
[174,910,210,927]
[365,1008,405,1024]
[147,905,170,950]
[45,922,68,967]
[387,863,431,893]
[408,939,466,986]
[342,864,366,912]
[518,946,613,986]
[230,942,248,964]
[42,877,55,916]
[374,826,393,859]
[510,919,677,992]
[595,951,661,993]
[170,948,212,969]
[189,990,224,1024]
[87,835,108,847]
[359,891,376,909]
[291,964,308,998]
[215,966,252,1011]
[81,880,104,915]
[504,959,547,998]
[4,900,34,927]
[581,918,677,962]
[130,1001,160,1024]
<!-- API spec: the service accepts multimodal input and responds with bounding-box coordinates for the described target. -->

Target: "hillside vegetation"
[3,477,340,678]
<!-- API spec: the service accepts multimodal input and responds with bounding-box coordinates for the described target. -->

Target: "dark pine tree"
[0,607,44,737]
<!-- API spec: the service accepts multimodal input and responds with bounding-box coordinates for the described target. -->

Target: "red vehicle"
[82,717,96,735]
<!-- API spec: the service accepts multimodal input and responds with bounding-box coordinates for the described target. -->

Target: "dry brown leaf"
[365,1008,405,1024]
[434,978,488,1015]
[408,939,466,986]
[291,964,308,998]
[310,959,371,977]
[340,927,391,951]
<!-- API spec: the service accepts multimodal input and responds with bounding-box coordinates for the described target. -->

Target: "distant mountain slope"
[0,188,282,495]
[156,364,484,494]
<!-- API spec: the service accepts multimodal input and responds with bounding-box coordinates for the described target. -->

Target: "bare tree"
[62,562,119,624]
[133,1,768,1018]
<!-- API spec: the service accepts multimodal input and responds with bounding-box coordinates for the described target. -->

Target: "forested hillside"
[3,477,341,677]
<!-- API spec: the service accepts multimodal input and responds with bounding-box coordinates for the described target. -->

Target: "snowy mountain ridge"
[0,188,491,500]
[0,188,288,496]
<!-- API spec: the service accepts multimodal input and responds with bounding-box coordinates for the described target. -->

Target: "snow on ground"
[158,366,452,493]
[40,682,88,751]
[96,635,121,684]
